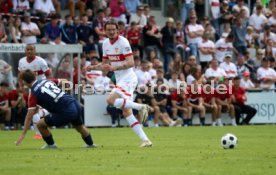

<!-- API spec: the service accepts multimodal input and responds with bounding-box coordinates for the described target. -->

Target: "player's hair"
[104,20,119,30]
[19,69,36,84]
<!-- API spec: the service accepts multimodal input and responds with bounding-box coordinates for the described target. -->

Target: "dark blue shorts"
[44,101,83,127]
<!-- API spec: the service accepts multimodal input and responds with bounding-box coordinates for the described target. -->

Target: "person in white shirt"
[198,32,215,70]
[34,0,55,16]
[232,0,250,18]
[249,5,267,33]
[269,7,276,26]
[93,65,111,92]
[168,71,182,91]
[21,12,41,44]
[215,34,235,63]
[240,71,255,90]
[257,57,276,89]
[258,24,276,48]
[13,0,30,13]
[219,54,237,79]
[205,59,227,82]
[135,60,152,87]
[129,5,147,28]
[185,14,204,58]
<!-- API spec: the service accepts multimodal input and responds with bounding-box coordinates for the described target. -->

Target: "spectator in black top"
[77,15,95,53]
[220,1,233,35]
[93,9,107,58]
[143,16,162,59]
[61,15,77,44]
[161,17,176,74]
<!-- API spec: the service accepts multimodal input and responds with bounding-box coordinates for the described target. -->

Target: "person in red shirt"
[186,81,206,126]
[170,85,192,126]
[118,21,126,37]
[0,82,11,130]
[0,0,13,13]
[202,83,219,126]
[232,76,257,125]
[9,83,28,129]
[215,80,236,126]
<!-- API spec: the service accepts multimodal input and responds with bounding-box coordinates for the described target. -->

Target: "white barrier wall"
[84,92,276,127]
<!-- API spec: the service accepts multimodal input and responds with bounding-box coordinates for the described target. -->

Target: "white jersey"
[257,67,276,89]
[102,35,136,82]
[18,56,49,80]
[219,62,237,78]
[205,67,227,79]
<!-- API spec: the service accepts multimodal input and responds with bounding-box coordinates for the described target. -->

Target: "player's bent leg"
[74,125,96,148]
[123,108,152,147]
[32,113,42,139]
[36,118,57,149]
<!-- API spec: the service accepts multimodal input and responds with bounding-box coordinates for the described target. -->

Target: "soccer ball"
[221,133,238,149]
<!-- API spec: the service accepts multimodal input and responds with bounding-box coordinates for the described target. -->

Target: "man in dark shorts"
[15,70,96,149]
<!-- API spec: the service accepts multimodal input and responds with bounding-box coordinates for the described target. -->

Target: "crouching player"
[16,70,95,149]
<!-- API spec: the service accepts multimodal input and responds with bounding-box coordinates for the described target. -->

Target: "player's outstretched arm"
[15,107,38,146]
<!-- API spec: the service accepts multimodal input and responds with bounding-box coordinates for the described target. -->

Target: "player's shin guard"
[126,114,149,141]
[114,98,143,110]
[82,134,93,146]
[33,113,41,135]
[42,134,55,145]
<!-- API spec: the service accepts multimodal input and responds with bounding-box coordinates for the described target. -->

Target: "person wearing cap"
[198,32,215,70]
[257,57,276,89]
[240,71,255,89]
[249,4,267,33]
[231,76,257,125]
[161,17,176,73]
[129,5,147,28]
[21,12,41,44]
[219,54,237,79]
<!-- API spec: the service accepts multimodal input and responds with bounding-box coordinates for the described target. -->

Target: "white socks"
[32,113,41,135]
[114,98,143,110]
[126,114,149,142]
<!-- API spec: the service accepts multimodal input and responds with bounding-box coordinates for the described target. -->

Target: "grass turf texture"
[1,125,276,175]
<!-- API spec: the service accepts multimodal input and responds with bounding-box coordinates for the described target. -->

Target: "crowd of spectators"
[1,0,276,129]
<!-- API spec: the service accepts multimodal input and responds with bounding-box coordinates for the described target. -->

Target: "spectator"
[204,22,216,42]
[215,33,235,63]
[240,71,255,90]
[205,59,227,82]
[240,8,250,27]
[259,24,276,48]
[198,32,215,70]
[60,14,78,44]
[43,14,61,42]
[249,5,267,33]
[12,0,30,14]
[236,54,250,77]
[93,64,111,92]
[109,0,127,24]
[182,63,192,81]
[33,0,55,17]
[187,55,197,68]
[0,0,13,13]
[231,76,257,125]
[86,57,103,85]
[0,15,7,43]
[129,5,147,27]
[45,53,59,69]
[219,1,233,34]
[168,71,182,91]
[257,57,276,89]
[252,49,265,68]
[21,12,41,44]
[268,7,276,26]
[169,53,185,81]
[56,56,71,80]
[152,69,169,86]
[0,82,11,130]
[77,15,95,53]
[185,13,204,59]
[232,16,247,54]
[86,8,94,22]
[118,21,126,37]
[219,54,238,79]
[161,17,176,73]
[93,9,107,57]
[180,0,194,24]
[209,0,220,34]
[232,0,250,18]
[245,26,258,48]
[133,56,141,72]
[135,60,152,87]
[127,22,142,55]
[186,66,203,86]
[9,17,22,43]
[174,21,187,60]
[0,59,15,89]
[124,0,140,15]
[9,83,28,129]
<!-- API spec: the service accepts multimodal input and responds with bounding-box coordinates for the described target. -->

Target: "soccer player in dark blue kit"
[16,70,96,149]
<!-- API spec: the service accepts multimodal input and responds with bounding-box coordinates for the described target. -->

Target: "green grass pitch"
[1,126,276,175]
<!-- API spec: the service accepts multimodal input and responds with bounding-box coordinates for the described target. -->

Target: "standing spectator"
[0,59,15,89]
[12,0,30,14]
[249,5,267,33]
[219,54,238,79]
[198,32,215,70]
[180,0,194,24]
[215,33,235,63]
[161,17,176,73]
[10,17,22,43]
[174,21,187,60]
[78,15,95,53]
[60,14,77,44]
[124,0,140,14]
[127,21,142,55]
[232,0,250,18]
[109,0,127,24]
[129,5,147,28]
[259,24,276,48]
[232,17,247,54]
[209,0,220,34]
[0,0,13,13]
[219,1,233,34]
[185,13,204,59]
[0,82,11,130]
[257,57,276,89]
[231,76,257,125]
[43,14,61,42]
[33,0,55,17]
[21,12,41,44]
[93,9,107,57]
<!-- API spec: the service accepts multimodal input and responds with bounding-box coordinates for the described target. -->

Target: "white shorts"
[111,77,138,101]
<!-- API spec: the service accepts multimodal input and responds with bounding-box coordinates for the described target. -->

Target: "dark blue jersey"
[28,80,75,113]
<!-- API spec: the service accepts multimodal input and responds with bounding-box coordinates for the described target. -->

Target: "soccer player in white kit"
[86,21,152,147]
[18,44,51,140]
